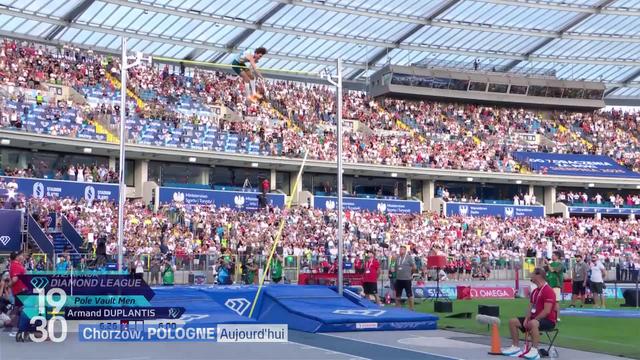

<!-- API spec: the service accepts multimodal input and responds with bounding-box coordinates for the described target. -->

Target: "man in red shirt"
[362,249,380,305]
[9,250,27,301]
[502,267,557,360]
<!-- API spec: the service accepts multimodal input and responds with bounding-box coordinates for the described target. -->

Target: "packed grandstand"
[0,38,639,275]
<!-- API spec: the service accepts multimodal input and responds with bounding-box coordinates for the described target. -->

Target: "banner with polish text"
[158,187,285,210]
[446,202,544,218]
[513,152,640,178]
[314,195,422,214]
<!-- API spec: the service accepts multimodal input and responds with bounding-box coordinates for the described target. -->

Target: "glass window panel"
[488,83,508,93]
[528,85,548,97]
[509,85,528,95]
[449,79,469,91]
[276,171,290,195]
[100,6,129,28]
[469,82,487,91]
[148,161,207,186]
[209,166,269,189]
[547,87,563,98]
[584,89,604,100]
[563,88,584,99]
[302,173,337,195]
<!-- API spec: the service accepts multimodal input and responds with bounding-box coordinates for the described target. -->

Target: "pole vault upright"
[117,37,145,271]
[322,58,344,294]
[336,58,344,295]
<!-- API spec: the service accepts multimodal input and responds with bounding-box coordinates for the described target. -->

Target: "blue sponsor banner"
[446,202,544,218]
[513,152,640,178]
[568,206,640,215]
[0,209,22,252]
[415,287,457,299]
[563,288,623,299]
[0,176,118,202]
[314,196,422,214]
[158,187,285,210]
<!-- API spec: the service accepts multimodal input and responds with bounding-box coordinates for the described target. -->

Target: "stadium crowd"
[1,163,118,183]
[3,193,636,274]
[2,39,640,174]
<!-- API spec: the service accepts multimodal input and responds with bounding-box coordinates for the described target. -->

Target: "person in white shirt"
[589,255,606,308]
[134,256,145,280]
[530,194,537,205]
[513,195,520,205]
[594,193,602,204]
[68,166,76,181]
[524,193,531,206]
[77,166,85,182]
[557,192,566,202]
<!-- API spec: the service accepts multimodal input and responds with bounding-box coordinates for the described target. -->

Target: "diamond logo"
[377,203,387,213]
[0,236,10,246]
[168,307,183,319]
[225,298,251,316]
[30,277,49,289]
[179,314,209,323]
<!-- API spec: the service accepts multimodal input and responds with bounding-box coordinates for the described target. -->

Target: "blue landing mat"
[150,285,439,333]
[561,308,640,319]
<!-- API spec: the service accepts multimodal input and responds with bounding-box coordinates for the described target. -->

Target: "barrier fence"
[16,248,639,289]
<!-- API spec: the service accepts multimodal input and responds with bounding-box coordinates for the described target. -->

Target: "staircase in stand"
[51,232,82,265]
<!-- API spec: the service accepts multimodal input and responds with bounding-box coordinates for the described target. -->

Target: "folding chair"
[539,328,559,357]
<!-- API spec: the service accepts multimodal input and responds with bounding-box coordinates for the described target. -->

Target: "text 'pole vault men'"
[231,47,267,102]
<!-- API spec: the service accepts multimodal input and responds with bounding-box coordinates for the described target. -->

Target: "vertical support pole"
[337,58,344,295]
[117,37,127,272]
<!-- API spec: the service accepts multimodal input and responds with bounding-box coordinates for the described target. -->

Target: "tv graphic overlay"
[16,272,288,343]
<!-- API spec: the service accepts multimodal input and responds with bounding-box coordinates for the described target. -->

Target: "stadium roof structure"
[2,0,640,104]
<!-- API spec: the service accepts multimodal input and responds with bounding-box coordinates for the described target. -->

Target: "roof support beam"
[185,2,286,62]
[225,3,286,50]
[473,0,640,15]
[501,0,616,72]
[604,68,640,96]
[0,11,366,69]
[44,0,95,41]
[348,0,461,80]
[274,0,640,43]
[2,3,640,72]
[84,0,640,65]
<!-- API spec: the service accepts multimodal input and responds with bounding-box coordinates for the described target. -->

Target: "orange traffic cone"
[488,323,502,355]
